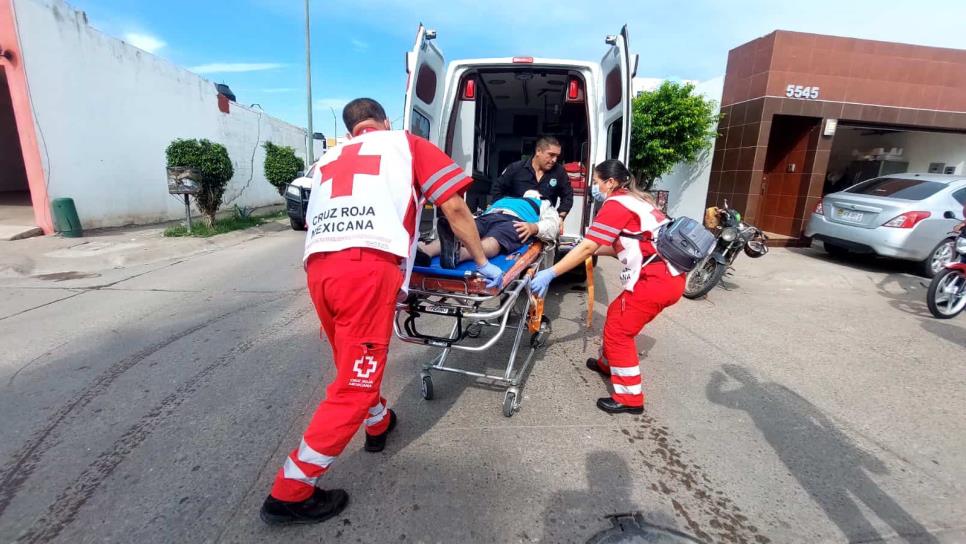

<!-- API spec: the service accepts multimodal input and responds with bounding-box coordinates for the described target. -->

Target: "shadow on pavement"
[919,318,966,350]
[707,364,938,544]
[541,450,700,543]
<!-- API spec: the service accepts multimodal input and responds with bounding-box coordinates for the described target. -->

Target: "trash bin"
[51,197,83,237]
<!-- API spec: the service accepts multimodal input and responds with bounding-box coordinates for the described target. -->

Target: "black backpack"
[634,216,716,272]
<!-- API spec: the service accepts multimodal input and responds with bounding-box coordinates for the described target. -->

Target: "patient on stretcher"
[416,190,560,269]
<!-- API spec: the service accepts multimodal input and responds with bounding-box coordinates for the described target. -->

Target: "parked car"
[284,162,317,230]
[805,173,966,277]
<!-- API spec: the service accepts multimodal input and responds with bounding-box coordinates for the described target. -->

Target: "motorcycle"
[684,200,768,299]
[926,228,966,319]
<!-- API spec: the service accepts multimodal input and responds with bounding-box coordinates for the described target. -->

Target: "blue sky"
[70,0,966,133]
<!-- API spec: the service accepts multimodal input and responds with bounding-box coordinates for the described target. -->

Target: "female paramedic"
[529,160,686,414]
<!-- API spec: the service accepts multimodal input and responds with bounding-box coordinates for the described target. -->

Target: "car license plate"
[835,209,864,223]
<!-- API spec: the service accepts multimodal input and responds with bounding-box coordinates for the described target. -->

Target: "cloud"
[123,32,166,54]
[351,39,369,51]
[188,63,285,74]
[314,98,350,112]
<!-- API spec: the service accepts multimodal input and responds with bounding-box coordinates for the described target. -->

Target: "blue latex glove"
[476,261,504,288]
[529,268,557,298]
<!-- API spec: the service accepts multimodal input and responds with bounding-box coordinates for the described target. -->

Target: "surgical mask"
[591,183,606,202]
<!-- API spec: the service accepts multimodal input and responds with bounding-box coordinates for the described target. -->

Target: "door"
[598,25,634,165]
[403,24,446,146]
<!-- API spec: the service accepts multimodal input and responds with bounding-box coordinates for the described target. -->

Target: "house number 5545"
[786,85,820,99]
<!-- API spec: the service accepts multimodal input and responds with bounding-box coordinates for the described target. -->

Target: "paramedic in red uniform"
[260,98,503,525]
[529,159,686,414]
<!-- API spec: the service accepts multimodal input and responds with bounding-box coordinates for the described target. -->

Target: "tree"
[263,141,305,195]
[629,81,720,189]
[166,139,234,227]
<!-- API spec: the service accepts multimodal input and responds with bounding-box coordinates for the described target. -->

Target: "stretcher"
[394,240,554,417]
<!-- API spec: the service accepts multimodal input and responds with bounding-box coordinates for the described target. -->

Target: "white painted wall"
[14,0,308,228]
[647,76,724,219]
[828,127,966,177]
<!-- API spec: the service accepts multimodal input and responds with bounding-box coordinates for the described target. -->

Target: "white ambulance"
[403,24,637,256]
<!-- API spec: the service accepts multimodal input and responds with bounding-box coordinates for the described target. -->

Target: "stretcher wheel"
[503,390,517,418]
[529,316,551,348]
[420,374,434,400]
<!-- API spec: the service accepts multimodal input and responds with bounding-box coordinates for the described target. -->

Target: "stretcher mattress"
[409,242,543,295]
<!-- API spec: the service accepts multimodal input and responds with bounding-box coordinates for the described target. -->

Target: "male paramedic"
[260,98,503,525]
[491,136,573,233]
[415,190,559,267]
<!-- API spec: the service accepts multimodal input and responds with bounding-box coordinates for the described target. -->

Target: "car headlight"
[956,237,966,255]
[286,185,301,197]
[721,227,738,242]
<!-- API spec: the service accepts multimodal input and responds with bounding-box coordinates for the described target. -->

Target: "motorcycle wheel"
[684,258,726,299]
[927,268,966,319]
[744,239,768,258]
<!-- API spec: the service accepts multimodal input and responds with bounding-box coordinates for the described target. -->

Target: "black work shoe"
[414,248,432,267]
[596,397,644,415]
[436,217,460,269]
[586,358,610,377]
[364,409,397,453]
[259,487,349,526]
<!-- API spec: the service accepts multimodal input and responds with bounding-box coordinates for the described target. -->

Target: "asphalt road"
[1,225,963,543]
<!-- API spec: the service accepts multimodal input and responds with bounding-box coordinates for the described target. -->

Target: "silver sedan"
[805,173,966,277]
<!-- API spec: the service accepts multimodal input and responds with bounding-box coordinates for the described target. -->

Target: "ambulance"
[403,24,637,256]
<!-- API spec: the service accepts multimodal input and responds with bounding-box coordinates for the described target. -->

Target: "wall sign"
[785,85,820,100]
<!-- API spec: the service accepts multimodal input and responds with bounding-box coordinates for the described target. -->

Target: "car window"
[307,164,317,178]
[953,188,966,206]
[845,177,945,200]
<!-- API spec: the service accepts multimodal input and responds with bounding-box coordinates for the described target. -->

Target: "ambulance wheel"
[502,390,517,418]
[420,374,434,400]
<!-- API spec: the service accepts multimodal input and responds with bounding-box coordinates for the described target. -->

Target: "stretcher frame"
[393,242,555,417]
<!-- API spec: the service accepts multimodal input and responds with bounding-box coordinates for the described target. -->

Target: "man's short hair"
[535,136,561,151]
[342,98,387,132]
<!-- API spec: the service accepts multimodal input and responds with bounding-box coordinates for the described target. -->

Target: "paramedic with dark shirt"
[491,136,573,232]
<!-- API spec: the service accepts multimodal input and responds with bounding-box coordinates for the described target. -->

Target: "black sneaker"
[586,358,610,377]
[259,487,349,526]
[414,248,432,267]
[436,217,460,269]
[596,397,644,415]
[364,409,397,453]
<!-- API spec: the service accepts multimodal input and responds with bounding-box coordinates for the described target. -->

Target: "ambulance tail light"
[462,78,476,100]
[567,78,582,101]
[512,56,534,64]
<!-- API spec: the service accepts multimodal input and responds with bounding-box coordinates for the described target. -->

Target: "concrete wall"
[13,0,308,228]
[829,127,966,176]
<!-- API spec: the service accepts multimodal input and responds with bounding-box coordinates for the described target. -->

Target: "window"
[846,178,945,201]
[953,188,966,206]
[607,118,623,160]
[410,110,431,140]
[415,64,437,104]
[605,67,622,110]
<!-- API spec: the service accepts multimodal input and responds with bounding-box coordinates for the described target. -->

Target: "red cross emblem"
[319,143,382,197]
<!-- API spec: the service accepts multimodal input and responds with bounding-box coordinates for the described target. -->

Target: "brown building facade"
[707,31,966,243]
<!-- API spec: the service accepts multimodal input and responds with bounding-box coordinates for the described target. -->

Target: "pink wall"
[0,0,52,232]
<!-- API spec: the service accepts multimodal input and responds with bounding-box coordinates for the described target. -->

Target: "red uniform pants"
[594,261,685,407]
[270,247,403,502]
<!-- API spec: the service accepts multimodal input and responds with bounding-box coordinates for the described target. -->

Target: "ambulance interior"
[444,69,591,219]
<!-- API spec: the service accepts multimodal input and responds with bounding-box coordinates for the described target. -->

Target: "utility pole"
[329,106,338,147]
[304,0,314,163]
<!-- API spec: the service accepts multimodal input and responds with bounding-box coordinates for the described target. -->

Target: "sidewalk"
[0,215,291,283]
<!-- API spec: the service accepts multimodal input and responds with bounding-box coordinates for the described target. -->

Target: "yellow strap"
[585,257,594,328]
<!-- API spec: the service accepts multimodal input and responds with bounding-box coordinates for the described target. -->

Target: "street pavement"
[0,222,964,543]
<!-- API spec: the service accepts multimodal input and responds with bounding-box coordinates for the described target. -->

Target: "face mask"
[591,182,607,202]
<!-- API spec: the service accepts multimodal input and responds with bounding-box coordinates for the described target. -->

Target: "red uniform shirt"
[584,189,668,255]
